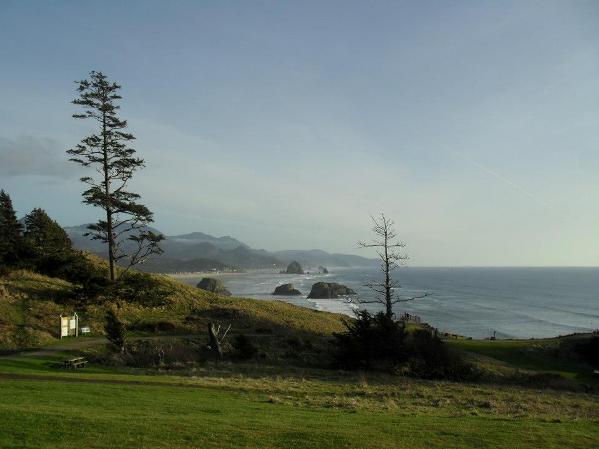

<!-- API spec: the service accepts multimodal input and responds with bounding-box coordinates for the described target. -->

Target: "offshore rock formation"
[196,277,232,296]
[285,261,304,274]
[273,283,302,296]
[308,282,355,299]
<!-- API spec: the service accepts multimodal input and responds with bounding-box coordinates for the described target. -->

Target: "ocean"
[176,267,599,339]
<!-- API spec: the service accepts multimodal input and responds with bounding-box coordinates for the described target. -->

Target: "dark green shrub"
[112,271,171,306]
[104,308,126,352]
[568,335,599,367]
[333,310,473,380]
[57,252,109,285]
[406,329,474,380]
[333,310,408,370]
[128,320,177,333]
[232,334,257,360]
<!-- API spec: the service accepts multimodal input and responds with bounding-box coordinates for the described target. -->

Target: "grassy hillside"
[0,268,345,351]
[450,336,598,383]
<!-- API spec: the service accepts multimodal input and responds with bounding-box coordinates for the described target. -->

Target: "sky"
[1,0,599,266]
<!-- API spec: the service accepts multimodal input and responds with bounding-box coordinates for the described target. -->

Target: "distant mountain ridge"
[64,224,377,273]
[273,249,376,268]
[168,232,249,251]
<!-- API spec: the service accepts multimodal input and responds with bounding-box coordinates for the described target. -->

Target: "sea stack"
[285,261,304,274]
[273,283,302,296]
[196,277,232,296]
[308,282,355,299]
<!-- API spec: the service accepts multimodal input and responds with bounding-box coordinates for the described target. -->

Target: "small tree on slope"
[104,308,126,353]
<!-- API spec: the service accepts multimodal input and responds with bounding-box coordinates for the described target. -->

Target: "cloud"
[0,136,75,177]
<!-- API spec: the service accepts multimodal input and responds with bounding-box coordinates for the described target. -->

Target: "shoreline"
[166,268,599,341]
[168,268,282,279]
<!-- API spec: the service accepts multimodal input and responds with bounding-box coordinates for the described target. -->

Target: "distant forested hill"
[64,224,376,272]
[272,249,377,268]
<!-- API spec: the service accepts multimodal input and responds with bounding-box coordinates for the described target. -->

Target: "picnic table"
[59,357,88,369]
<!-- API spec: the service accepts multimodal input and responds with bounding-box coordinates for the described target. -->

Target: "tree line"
[0,190,73,276]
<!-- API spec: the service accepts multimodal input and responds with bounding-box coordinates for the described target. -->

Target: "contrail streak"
[450,149,549,208]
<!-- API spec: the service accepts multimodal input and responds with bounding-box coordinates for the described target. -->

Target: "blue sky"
[1,0,599,265]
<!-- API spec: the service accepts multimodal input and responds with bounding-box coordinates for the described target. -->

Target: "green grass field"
[1,345,598,449]
[450,336,597,380]
[2,377,597,449]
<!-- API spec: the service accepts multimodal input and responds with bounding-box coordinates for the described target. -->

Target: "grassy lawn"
[1,376,598,449]
[450,337,596,379]
[0,351,598,449]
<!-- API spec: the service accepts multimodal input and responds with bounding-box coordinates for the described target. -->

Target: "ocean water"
[177,267,599,339]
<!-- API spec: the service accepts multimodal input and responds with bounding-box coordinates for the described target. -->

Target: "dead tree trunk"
[207,322,223,361]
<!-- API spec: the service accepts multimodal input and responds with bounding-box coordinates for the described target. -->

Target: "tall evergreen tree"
[67,71,163,281]
[23,208,72,263]
[0,190,23,267]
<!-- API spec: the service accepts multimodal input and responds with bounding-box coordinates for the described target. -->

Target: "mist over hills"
[64,224,376,272]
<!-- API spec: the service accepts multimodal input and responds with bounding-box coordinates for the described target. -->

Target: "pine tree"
[67,71,163,281]
[23,208,72,267]
[0,190,23,267]
[104,308,126,352]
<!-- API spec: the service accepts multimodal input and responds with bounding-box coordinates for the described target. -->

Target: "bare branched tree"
[207,322,231,361]
[354,213,429,318]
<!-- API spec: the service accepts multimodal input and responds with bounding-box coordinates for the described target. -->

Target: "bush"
[57,252,109,285]
[104,308,126,352]
[128,320,178,333]
[125,340,201,368]
[0,265,10,278]
[111,271,171,306]
[570,336,599,366]
[406,329,474,380]
[231,334,258,360]
[333,311,408,370]
[95,339,204,368]
[333,310,473,380]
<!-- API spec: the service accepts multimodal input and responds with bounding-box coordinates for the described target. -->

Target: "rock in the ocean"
[196,277,232,296]
[319,266,329,274]
[273,283,302,296]
[308,282,355,299]
[285,261,304,274]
